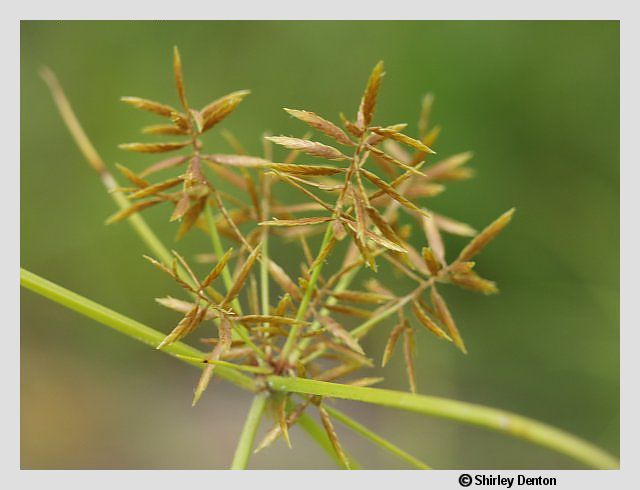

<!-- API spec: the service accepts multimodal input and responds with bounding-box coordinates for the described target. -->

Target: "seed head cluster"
[110,48,514,458]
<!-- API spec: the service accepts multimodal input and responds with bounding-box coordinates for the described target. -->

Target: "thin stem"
[266,376,619,470]
[41,67,174,268]
[260,174,271,319]
[230,393,268,469]
[290,265,359,364]
[20,268,337,463]
[20,268,255,391]
[204,205,243,315]
[203,204,267,364]
[325,405,430,470]
[22,268,619,470]
[280,224,334,362]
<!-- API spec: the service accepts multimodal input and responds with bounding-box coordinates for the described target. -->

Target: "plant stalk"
[266,376,619,470]
[230,393,268,469]
[21,268,619,470]
[280,223,334,362]
[325,405,430,469]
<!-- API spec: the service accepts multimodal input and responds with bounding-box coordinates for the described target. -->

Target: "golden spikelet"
[457,208,515,262]
[265,136,349,161]
[120,96,178,118]
[284,108,354,146]
[357,61,385,129]
[119,141,190,154]
[431,287,466,354]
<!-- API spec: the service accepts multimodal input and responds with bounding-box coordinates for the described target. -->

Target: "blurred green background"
[20,21,619,469]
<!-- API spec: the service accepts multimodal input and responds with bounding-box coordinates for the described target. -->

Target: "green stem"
[204,205,243,315]
[20,268,255,391]
[21,268,619,470]
[324,405,430,470]
[281,224,334,362]
[266,376,619,470]
[291,265,360,364]
[230,393,268,469]
[351,295,412,339]
[20,268,340,464]
[203,205,268,363]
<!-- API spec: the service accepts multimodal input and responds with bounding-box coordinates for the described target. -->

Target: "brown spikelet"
[142,124,188,136]
[411,299,452,341]
[371,128,436,154]
[319,315,364,354]
[366,144,425,176]
[201,96,246,132]
[325,304,372,319]
[128,177,183,199]
[340,112,364,137]
[202,90,250,117]
[424,152,474,181]
[422,215,446,265]
[450,271,499,295]
[105,198,162,224]
[331,290,391,305]
[360,168,429,218]
[357,61,385,129]
[188,109,204,133]
[158,304,205,349]
[420,125,442,150]
[365,205,407,253]
[403,183,446,200]
[205,161,248,191]
[418,93,434,138]
[317,404,351,469]
[421,247,442,276]
[347,377,384,388]
[235,315,307,326]
[204,154,269,168]
[119,141,190,154]
[120,96,178,118]
[431,287,466,354]
[382,322,405,367]
[139,155,189,178]
[201,248,234,289]
[458,208,515,262]
[367,123,408,147]
[221,244,262,307]
[192,339,229,406]
[156,296,214,318]
[217,315,232,351]
[259,217,334,227]
[171,249,199,287]
[284,108,353,146]
[403,326,417,393]
[278,396,292,448]
[255,401,310,453]
[170,194,190,222]
[433,213,477,237]
[176,196,207,240]
[173,46,188,110]
[267,260,302,300]
[268,163,346,177]
[265,136,349,161]
[171,112,190,130]
[368,161,426,201]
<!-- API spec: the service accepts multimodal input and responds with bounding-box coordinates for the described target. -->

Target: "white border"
[8,1,635,488]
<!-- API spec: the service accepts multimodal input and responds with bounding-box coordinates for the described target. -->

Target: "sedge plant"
[21,48,619,470]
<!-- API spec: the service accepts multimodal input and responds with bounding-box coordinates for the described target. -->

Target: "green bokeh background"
[20,21,619,469]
